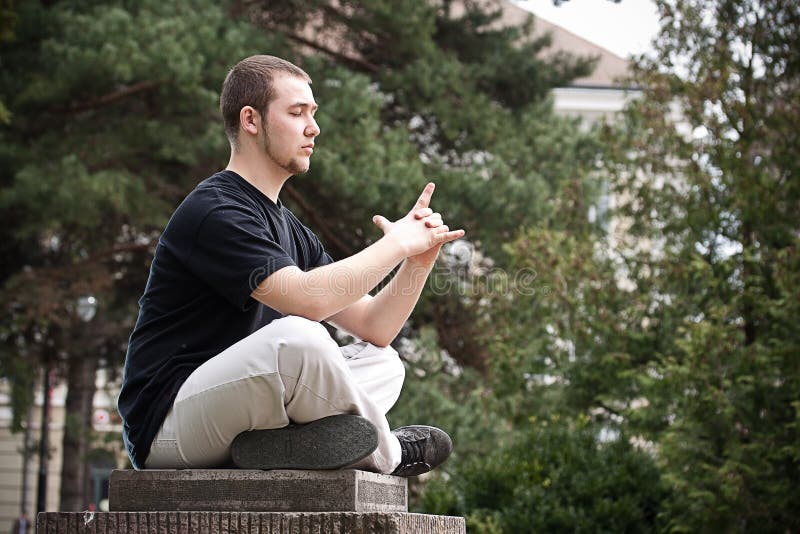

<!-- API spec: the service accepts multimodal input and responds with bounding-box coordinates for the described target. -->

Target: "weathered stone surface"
[37,512,466,533]
[109,469,408,513]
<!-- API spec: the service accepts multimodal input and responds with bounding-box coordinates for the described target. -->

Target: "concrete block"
[109,469,408,513]
[37,511,467,533]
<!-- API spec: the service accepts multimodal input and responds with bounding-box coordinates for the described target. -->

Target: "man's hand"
[327,182,464,346]
[406,205,447,267]
[372,183,464,267]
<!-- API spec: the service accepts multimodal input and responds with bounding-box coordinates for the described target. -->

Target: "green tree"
[0,0,16,123]
[601,0,800,530]
[0,0,273,510]
[250,0,596,255]
[420,0,800,529]
[423,414,665,533]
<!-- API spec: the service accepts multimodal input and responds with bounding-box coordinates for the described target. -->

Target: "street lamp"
[76,296,98,323]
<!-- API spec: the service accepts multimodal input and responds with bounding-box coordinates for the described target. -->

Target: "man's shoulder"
[187,171,249,204]
[176,172,262,219]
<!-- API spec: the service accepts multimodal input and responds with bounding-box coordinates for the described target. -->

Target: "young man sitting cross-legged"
[117,55,465,476]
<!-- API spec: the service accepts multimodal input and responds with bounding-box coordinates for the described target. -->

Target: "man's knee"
[266,316,346,379]
[274,315,339,357]
[203,315,335,379]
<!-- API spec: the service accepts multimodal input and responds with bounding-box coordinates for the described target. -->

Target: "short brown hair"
[220,55,311,146]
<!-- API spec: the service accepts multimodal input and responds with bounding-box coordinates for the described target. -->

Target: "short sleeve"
[187,205,297,310]
[318,250,334,268]
[285,210,335,269]
[306,230,334,269]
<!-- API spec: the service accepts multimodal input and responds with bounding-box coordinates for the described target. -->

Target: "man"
[117,55,465,476]
[10,513,30,534]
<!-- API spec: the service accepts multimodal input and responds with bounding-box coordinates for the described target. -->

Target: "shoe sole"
[231,415,378,470]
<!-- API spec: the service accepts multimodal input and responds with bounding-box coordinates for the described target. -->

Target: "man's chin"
[285,160,310,175]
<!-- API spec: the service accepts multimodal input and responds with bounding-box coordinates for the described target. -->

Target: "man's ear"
[239,106,260,137]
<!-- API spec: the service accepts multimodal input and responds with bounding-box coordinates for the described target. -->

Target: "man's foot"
[390,425,453,477]
[231,414,378,470]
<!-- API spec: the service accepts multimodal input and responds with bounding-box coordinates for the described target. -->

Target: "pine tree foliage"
[1,0,271,411]
[243,0,598,260]
[0,0,274,509]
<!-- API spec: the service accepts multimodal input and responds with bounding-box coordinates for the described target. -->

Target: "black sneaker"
[231,414,378,470]
[390,425,453,477]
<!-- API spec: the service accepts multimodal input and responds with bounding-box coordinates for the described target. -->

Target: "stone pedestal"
[37,511,465,533]
[110,469,408,513]
[38,470,466,533]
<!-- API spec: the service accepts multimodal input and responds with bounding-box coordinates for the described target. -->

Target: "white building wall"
[0,373,125,533]
[0,381,65,531]
[552,86,636,124]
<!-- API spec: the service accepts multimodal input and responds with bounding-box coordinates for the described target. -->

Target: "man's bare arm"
[326,183,461,346]
[251,183,463,322]
[250,235,403,321]
[326,259,433,347]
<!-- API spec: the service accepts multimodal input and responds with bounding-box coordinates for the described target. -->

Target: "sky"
[513,0,661,58]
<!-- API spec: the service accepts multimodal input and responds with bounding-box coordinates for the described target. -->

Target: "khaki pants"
[145,315,404,473]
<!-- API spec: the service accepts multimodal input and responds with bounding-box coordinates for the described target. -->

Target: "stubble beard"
[261,123,309,176]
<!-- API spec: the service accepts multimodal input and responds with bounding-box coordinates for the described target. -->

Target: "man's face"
[260,74,320,176]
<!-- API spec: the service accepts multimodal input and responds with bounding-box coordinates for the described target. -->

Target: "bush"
[422,415,668,533]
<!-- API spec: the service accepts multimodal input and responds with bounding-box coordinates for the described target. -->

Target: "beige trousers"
[145,315,405,473]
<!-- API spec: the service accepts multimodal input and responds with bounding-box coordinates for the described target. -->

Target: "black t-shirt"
[117,170,333,469]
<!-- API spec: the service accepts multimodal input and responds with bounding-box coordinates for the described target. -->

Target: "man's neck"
[226,149,290,204]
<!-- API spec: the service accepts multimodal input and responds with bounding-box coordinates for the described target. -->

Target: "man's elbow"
[288,300,329,322]
[362,333,395,348]
[301,293,356,323]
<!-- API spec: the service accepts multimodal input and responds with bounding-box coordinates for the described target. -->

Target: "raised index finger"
[415,182,435,210]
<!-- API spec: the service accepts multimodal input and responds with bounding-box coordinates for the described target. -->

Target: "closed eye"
[290,102,318,116]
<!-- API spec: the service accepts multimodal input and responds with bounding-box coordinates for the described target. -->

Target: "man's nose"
[306,117,320,137]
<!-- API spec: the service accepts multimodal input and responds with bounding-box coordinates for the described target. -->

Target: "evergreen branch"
[316,3,387,45]
[595,400,622,418]
[280,28,379,73]
[80,242,152,264]
[62,80,161,113]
